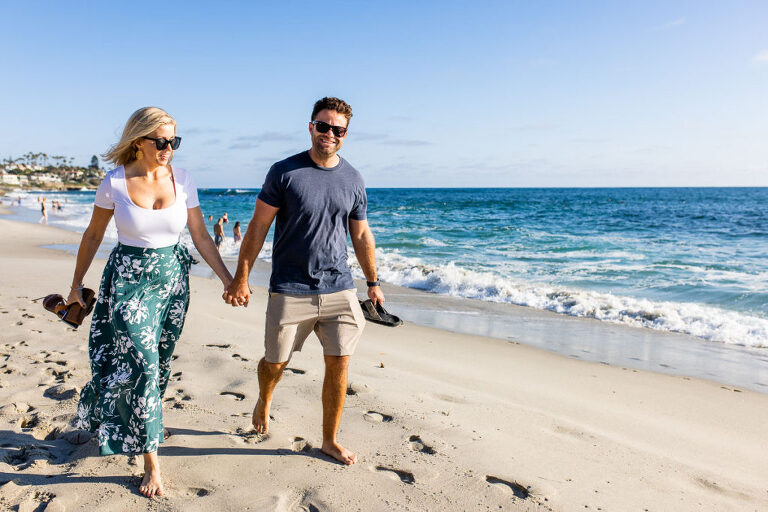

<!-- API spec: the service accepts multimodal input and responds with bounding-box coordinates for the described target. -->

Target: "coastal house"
[0,171,29,185]
[32,173,62,184]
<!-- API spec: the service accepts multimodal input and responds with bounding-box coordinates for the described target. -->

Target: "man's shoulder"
[270,151,311,174]
[338,157,364,183]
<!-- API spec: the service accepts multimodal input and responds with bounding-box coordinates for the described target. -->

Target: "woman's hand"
[65,287,87,308]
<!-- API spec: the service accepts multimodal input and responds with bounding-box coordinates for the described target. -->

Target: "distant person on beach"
[66,106,232,498]
[223,211,228,223]
[223,97,382,465]
[214,217,225,251]
[39,198,47,224]
[233,221,242,243]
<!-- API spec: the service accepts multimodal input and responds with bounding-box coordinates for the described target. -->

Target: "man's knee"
[259,357,288,376]
[324,355,349,372]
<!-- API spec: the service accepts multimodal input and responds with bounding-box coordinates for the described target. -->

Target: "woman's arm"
[187,206,233,286]
[66,206,114,306]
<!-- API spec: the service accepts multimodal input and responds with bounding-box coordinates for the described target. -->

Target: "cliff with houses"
[0,152,105,193]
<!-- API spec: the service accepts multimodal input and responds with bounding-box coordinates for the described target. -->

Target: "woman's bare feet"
[140,452,164,498]
[321,440,357,465]
[252,397,270,434]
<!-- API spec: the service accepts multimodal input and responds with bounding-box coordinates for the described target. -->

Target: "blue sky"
[1,1,766,188]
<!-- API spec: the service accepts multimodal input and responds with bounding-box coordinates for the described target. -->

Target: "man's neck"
[308,148,340,168]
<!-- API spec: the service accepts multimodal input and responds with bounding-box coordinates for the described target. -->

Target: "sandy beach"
[1,216,767,511]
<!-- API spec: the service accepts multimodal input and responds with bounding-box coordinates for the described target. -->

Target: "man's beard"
[313,139,339,156]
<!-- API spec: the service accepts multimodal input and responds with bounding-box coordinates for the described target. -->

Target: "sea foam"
[349,248,768,348]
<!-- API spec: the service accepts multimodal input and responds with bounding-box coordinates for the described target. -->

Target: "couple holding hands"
[66,97,383,497]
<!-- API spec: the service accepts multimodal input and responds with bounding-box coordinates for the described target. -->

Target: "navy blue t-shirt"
[257,151,367,294]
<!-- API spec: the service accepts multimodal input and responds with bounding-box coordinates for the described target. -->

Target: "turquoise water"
[14,187,768,348]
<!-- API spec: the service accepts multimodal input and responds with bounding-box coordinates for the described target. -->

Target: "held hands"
[223,277,251,308]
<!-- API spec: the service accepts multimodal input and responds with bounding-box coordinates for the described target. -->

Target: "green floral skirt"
[76,243,192,455]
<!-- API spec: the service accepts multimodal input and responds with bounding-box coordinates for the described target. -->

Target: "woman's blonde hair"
[102,107,176,167]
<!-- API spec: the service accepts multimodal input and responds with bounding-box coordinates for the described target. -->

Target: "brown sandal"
[42,288,96,329]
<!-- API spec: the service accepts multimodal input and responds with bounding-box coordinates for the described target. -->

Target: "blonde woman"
[66,107,232,498]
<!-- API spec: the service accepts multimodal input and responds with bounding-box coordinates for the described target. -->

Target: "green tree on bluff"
[89,155,99,169]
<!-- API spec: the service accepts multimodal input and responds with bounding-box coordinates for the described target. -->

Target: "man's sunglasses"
[310,121,347,137]
[142,136,182,150]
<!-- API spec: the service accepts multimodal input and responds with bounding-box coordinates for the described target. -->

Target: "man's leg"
[321,354,357,465]
[255,293,317,434]
[252,357,288,434]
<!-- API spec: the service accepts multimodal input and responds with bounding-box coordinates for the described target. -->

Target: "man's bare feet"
[321,440,357,465]
[139,467,164,498]
[252,397,270,434]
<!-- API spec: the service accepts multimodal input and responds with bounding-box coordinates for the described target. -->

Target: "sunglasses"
[310,121,347,137]
[142,136,182,150]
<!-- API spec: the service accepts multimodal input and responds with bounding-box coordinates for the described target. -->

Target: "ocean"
[9,186,768,350]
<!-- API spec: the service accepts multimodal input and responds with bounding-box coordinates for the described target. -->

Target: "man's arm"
[349,219,384,305]
[222,199,278,307]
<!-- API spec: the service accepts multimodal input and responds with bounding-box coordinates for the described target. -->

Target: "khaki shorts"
[264,289,365,363]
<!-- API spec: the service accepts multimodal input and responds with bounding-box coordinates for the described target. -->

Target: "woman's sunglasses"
[310,121,347,137]
[142,136,182,150]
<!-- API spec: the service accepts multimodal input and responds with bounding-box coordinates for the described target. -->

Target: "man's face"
[309,109,348,158]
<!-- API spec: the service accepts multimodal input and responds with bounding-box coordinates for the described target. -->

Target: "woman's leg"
[139,451,163,497]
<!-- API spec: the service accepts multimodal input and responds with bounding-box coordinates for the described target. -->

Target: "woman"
[233,221,242,244]
[66,107,232,498]
[39,198,47,224]
[213,217,225,251]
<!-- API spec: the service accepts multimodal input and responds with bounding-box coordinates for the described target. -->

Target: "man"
[223,97,383,465]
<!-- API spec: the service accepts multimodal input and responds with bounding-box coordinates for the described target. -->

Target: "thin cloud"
[234,132,299,143]
[753,49,768,62]
[349,131,382,141]
[381,139,432,147]
[229,142,260,150]
[656,17,686,31]
[351,132,432,146]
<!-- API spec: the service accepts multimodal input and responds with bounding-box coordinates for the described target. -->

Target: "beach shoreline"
[0,217,767,510]
[4,199,767,394]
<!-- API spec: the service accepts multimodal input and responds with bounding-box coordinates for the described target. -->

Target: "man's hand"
[368,286,384,306]
[223,278,252,308]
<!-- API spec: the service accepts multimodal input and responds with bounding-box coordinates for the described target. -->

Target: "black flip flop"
[359,299,403,327]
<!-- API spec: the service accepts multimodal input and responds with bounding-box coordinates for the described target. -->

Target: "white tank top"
[94,166,200,248]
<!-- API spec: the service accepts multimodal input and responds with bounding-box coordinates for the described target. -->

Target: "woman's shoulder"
[102,166,124,181]
[172,166,195,185]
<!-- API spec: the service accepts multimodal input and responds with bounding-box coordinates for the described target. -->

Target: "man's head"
[309,97,353,159]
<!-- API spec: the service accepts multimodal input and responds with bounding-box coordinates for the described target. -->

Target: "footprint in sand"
[17,491,57,511]
[43,384,78,401]
[205,343,231,349]
[485,475,530,499]
[408,435,436,454]
[284,367,305,375]
[232,353,249,361]
[19,413,40,429]
[231,427,270,444]
[363,411,393,423]
[186,487,211,497]
[374,466,415,485]
[289,436,313,453]
[219,391,246,401]
[3,444,54,470]
[170,371,183,382]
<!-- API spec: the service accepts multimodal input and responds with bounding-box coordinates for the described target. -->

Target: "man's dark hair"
[311,97,353,123]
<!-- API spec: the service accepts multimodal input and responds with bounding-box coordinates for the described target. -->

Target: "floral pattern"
[76,243,192,455]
